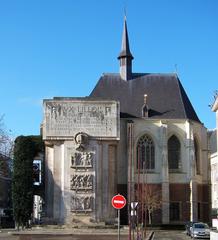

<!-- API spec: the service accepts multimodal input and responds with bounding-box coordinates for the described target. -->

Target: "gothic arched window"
[194,138,200,175]
[137,135,155,170]
[168,135,181,170]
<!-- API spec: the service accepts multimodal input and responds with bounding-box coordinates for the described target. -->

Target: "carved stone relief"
[71,152,93,169]
[70,174,93,191]
[75,132,89,151]
[71,195,94,212]
[70,148,95,214]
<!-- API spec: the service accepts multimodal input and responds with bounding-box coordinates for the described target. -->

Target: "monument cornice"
[212,97,218,112]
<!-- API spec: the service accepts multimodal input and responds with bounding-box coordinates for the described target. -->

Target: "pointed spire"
[118,16,133,60]
[118,16,134,80]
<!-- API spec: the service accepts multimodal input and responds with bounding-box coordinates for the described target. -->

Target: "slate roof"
[89,73,201,123]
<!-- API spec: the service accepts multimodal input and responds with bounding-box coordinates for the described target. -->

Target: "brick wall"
[197,184,210,223]
[169,183,190,222]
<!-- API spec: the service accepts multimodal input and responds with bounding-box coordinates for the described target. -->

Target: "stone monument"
[42,99,119,224]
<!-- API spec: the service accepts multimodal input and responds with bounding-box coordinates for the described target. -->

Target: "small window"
[170,202,180,221]
[168,135,181,170]
[137,135,155,170]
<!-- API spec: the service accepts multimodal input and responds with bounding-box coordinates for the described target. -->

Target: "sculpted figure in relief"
[71,152,93,168]
[70,174,93,190]
[75,132,89,151]
[71,196,94,212]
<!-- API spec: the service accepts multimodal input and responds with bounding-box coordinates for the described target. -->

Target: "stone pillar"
[102,143,109,219]
[64,143,75,225]
[96,141,117,222]
[190,149,198,221]
[108,144,117,220]
[60,143,66,223]
[186,121,198,221]
[190,180,198,221]
[160,122,169,224]
[45,144,54,219]
[95,141,103,222]
[162,182,169,224]
[53,143,62,222]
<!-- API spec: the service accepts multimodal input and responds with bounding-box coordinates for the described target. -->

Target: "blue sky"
[0,0,217,136]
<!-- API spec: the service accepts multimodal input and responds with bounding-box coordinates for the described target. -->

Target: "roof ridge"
[133,72,178,76]
[102,73,120,76]
[102,72,179,77]
[175,77,188,119]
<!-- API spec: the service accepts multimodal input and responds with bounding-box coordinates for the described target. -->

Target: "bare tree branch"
[143,185,162,224]
[0,115,14,158]
[0,115,14,177]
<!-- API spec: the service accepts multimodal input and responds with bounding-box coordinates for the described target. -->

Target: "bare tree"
[143,185,162,225]
[0,115,14,177]
[0,115,14,158]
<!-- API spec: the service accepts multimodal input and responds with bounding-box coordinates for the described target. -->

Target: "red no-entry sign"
[112,194,126,209]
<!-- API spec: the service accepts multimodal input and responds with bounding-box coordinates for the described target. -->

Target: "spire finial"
[118,16,134,81]
[142,94,149,118]
[124,5,127,19]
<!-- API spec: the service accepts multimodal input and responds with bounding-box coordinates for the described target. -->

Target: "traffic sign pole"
[118,209,120,240]
[111,194,126,240]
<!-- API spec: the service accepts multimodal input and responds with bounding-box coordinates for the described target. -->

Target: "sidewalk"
[1,226,154,239]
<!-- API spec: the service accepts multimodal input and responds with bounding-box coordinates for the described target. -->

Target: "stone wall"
[118,118,210,224]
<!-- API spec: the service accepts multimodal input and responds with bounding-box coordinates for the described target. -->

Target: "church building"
[42,18,211,225]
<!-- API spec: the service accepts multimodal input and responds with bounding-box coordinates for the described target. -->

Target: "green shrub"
[12,135,44,229]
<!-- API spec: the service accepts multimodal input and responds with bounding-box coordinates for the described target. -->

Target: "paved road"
[0,230,190,240]
[0,233,18,240]
[0,233,129,240]
[153,230,190,240]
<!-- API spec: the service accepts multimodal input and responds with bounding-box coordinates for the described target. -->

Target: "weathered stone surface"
[43,100,120,140]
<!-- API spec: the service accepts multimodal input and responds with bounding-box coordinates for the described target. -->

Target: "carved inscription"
[71,152,93,168]
[43,100,119,139]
